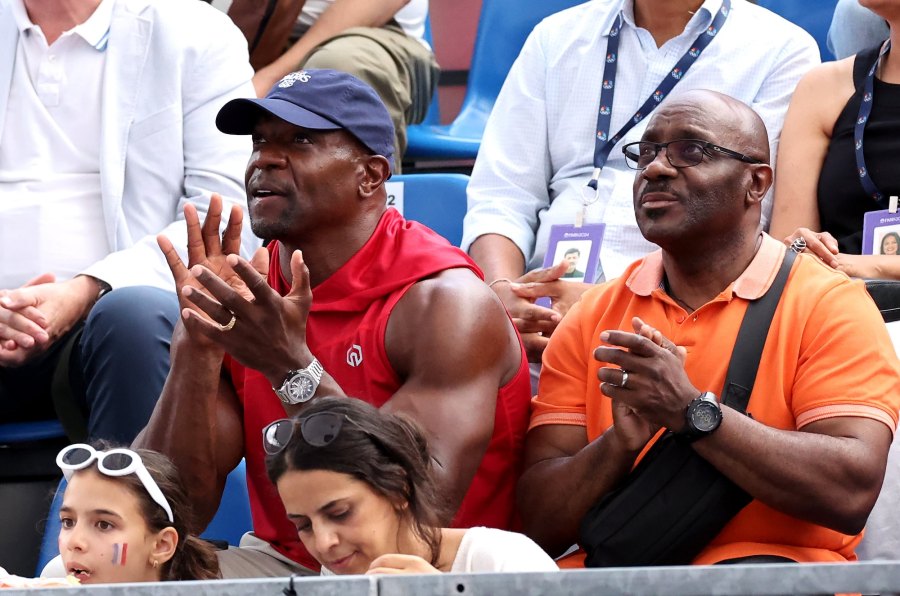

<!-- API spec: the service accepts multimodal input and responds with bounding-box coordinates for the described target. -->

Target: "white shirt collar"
[70,0,115,50]
[10,0,115,50]
[618,0,723,36]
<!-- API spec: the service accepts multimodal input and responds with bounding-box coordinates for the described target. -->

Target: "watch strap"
[679,392,721,443]
[274,358,324,403]
[305,358,324,383]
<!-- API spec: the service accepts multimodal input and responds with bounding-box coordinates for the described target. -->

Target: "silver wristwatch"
[273,358,324,405]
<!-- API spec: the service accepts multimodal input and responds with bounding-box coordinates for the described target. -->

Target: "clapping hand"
[599,317,691,451]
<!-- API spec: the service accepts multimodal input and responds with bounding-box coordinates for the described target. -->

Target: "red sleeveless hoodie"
[225,209,532,571]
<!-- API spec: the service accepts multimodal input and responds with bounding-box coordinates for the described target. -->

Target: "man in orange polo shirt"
[517,89,900,566]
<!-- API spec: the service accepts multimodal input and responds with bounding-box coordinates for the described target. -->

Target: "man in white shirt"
[249,0,438,167]
[463,0,820,363]
[0,0,258,442]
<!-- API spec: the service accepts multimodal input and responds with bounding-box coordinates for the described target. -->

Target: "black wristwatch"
[678,391,722,442]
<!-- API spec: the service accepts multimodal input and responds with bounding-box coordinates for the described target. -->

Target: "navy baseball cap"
[216,69,395,170]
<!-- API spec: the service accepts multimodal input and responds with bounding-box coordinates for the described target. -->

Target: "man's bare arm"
[253,0,410,95]
[133,324,245,530]
[468,234,527,285]
[600,329,895,536]
[517,424,637,557]
[382,268,525,518]
[134,197,248,529]
[693,412,891,535]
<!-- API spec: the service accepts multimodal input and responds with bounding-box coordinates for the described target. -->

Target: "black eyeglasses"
[263,412,362,455]
[622,139,764,170]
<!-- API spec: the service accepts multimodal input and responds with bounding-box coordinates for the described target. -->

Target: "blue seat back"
[757,0,838,60]
[421,13,440,126]
[0,420,65,445]
[386,174,469,246]
[37,460,252,574]
[200,459,252,546]
[453,0,586,135]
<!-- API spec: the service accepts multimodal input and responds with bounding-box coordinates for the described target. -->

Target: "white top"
[462,0,820,280]
[299,0,429,48]
[0,0,258,290]
[449,527,558,573]
[0,0,113,287]
[320,527,558,574]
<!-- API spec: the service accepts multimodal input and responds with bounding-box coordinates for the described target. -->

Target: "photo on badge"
[862,209,900,256]
[537,224,605,308]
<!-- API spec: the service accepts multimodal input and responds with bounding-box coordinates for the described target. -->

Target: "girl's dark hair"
[265,397,451,566]
[80,441,221,581]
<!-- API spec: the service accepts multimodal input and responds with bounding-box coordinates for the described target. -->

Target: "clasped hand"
[595,317,696,451]
[0,273,99,367]
[158,194,313,383]
[492,260,592,362]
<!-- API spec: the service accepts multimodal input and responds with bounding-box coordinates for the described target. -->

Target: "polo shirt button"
[677,316,685,323]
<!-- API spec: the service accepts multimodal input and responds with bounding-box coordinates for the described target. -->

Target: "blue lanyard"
[854,40,891,208]
[588,0,732,190]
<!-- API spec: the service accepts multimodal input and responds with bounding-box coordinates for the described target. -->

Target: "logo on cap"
[278,71,311,88]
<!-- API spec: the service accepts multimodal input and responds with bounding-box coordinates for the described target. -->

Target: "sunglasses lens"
[301,413,343,447]
[102,452,134,472]
[263,420,294,455]
[61,447,93,467]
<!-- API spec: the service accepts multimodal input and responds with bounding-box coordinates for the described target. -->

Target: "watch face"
[690,401,721,433]
[286,373,315,402]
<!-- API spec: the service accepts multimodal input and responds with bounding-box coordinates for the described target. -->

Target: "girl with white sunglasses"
[51,443,219,584]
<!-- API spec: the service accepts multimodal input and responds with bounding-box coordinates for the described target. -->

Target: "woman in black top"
[771,1,900,279]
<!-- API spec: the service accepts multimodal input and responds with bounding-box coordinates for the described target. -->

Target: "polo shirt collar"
[626,233,787,301]
[70,0,114,51]
[10,0,114,50]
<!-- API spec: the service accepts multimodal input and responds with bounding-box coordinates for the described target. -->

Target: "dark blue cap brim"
[216,97,342,135]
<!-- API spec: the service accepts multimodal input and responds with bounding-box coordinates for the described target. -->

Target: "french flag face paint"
[111,543,128,566]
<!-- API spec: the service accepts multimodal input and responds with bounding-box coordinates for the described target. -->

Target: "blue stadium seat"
[404,0,584,162]
[0,420,65,445]
[386,173,469,246]
[200,459,252,547]
[757,0,838,60]
[36,459,252,574]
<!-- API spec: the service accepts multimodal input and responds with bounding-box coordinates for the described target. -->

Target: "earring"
[152,560,159,569]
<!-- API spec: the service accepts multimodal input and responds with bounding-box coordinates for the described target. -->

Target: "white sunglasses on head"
[56,444,175,524]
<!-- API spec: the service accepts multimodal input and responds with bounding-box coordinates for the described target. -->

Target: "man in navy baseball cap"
[142,67,531,581]
[217,68,395,171]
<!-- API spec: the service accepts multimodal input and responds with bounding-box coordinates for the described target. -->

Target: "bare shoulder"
[392,268,512,336]
[386,268,522,381]
[793,57,856,132]
[402,268,504,307]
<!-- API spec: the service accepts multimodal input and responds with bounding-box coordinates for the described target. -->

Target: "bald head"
[653,89,770,163]
[632,89,775,257]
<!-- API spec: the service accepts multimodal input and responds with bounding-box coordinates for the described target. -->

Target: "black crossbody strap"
[721,249,797,413]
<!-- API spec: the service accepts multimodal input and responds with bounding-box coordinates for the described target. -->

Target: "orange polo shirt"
[531,234,900,566]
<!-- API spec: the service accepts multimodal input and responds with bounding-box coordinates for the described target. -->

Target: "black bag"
[579,250,797,567]
[864,279,900,323]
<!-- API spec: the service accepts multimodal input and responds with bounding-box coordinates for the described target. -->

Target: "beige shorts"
[218,532,317,579]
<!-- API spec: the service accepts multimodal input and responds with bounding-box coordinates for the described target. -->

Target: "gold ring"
[220,314,236,332]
